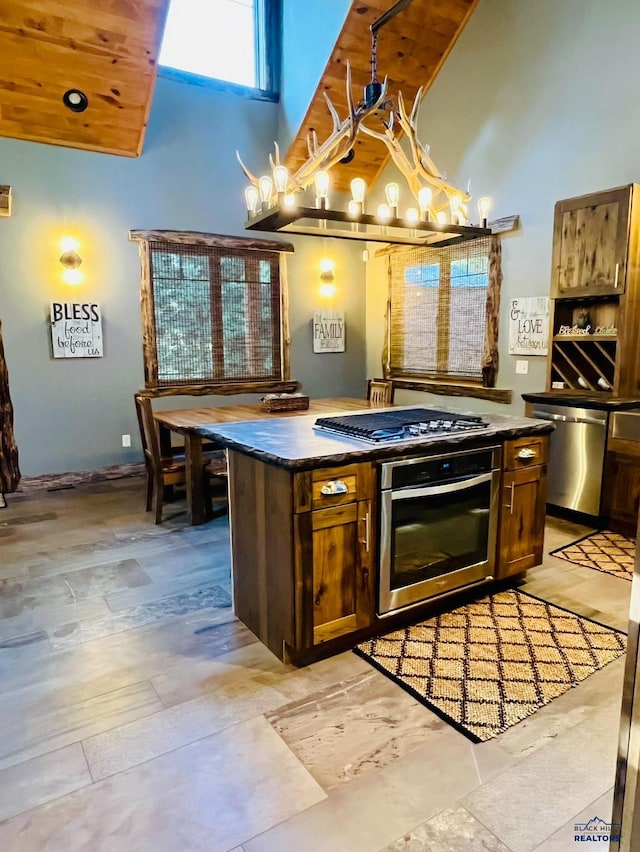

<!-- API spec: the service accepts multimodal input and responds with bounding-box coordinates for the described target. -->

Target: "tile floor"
[0,477,631,851]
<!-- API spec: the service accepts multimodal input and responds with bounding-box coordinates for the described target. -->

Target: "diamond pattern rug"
[550,530,635,581]
[354,590,626,743]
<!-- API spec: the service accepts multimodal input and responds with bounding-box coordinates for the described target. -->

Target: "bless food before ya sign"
[50,302,103,358]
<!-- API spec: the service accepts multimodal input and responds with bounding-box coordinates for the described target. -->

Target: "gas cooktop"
[314,407,489,444]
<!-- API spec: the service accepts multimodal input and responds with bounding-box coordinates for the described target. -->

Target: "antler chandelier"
[237,0,491,247]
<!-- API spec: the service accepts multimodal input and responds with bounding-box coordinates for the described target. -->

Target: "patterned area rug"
[355,590,626,743]
[550,530,635,581]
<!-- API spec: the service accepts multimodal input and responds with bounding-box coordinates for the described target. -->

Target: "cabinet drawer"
[294,463,373,512]
[311,464,364,509]
[504,436,548,471]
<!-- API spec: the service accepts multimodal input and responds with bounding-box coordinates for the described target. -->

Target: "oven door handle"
[390,471,495,500]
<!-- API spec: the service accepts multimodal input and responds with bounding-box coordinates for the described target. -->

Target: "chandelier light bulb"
[418,187,433,220]
[315,171,330,209]
[350,177,366,204]
[258,176,273,208]
[272,165,289,195]
[385,182,400,213]
[283,193,296,209]
[478,196,491,227]
[244,185,259,215]
[347,199,360,217]
[436,211,447,225]
[405,207,419,225]
[376,203,392,222]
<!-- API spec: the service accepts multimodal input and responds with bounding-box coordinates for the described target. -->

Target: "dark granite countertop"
[196,405,554,470]
[522,391,640,411]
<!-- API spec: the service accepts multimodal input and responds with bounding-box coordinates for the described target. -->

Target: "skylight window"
[160,0,257,89]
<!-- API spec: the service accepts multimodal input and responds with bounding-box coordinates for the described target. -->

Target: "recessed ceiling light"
[62,89,89,113]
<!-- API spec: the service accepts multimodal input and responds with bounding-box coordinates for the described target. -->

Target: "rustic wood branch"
[0,319,20,493]
[137,380,301,398]
[489,215,520,234]
[391,377,512,404]
[129,231,295,253]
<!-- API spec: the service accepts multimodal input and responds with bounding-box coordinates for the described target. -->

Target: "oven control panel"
[382,448,500,491]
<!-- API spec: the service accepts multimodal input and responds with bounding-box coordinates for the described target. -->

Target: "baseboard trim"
[16,463,145,493]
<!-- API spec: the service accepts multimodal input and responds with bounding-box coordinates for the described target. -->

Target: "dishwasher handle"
[533,409,607,427]
[533,410,568,422]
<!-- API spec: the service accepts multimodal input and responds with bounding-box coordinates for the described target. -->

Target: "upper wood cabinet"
[551,185,634,298]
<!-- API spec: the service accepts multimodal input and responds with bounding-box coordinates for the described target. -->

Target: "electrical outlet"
[515,360,529,375]
[121,434,131,448]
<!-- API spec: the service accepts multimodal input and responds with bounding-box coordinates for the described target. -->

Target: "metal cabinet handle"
[517,447,537,460]
[320,480,348,495]
[360,511,370,552]
[505,483,515,514]
[614,262,620,288]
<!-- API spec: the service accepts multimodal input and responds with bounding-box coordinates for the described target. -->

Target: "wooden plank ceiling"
[285,0,479,194]
[0,0,170,157]
[0,0,476,168]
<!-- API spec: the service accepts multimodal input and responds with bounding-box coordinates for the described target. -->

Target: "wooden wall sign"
[313,310,345,353]
[509,297,549,356]
[50,302,103,358]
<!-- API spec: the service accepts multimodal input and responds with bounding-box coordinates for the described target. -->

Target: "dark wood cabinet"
[229,438,548,665]
[230,453,375,663]
[296,499,374,647]
[496,437,548,579]
[547,184,640,398]
[603,451,640,534]
[551,185,632,298]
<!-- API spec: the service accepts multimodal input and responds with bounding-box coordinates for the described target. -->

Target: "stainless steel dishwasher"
[529,402,608,516]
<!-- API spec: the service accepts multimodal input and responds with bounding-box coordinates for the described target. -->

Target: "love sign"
[509,297,549,356]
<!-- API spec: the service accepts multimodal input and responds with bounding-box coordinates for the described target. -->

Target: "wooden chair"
[134,394,227,524]
[367,379,395,405]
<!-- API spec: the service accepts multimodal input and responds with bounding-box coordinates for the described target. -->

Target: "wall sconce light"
[60,236,83,285]
[319,258,336,297]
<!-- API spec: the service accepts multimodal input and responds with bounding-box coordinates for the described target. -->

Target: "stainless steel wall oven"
[378,446,501,615]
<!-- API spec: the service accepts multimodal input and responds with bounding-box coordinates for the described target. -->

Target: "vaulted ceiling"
[0,0,477,173]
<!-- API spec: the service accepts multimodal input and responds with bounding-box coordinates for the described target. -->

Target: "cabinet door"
[604,454,640,532]
[497,466,547,578]
[304,500,375,647]
[551,185,631,298]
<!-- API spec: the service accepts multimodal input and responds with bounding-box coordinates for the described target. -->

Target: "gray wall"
[279,0,351,152]
[0,72,366,476]
[367,0,640,415]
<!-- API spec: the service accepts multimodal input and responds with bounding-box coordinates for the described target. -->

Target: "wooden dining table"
[153,397,382,525]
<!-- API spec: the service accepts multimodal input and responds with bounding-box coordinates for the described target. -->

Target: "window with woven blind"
[388,236,492,382]
[130,231,293,392]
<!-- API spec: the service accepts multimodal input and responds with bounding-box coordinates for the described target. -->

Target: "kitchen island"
[199,405,553,664]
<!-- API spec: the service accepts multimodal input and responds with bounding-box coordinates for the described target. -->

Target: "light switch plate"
[515,360,529,375]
